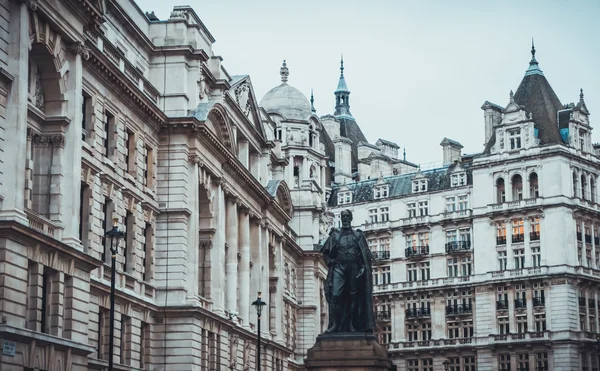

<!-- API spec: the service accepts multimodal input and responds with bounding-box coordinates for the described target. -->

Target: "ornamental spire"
[340,54,344,78]
[310,88,316,113]
[525,38,544,76]
[280,60,289,83]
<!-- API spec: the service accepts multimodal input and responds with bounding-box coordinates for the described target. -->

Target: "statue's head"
[341,209,353,228]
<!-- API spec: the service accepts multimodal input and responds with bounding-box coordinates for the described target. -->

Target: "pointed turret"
[513,41,563,144]
[334,55,352,118]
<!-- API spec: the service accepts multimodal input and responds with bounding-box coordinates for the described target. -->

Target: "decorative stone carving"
[34,68,45,110]
[32,133,65,148]
[198,71,210,100]
[229,334,239,370]
[235,83,251,117]
[170,9,189,20]
[19,0,38,11]
[498,130,504,149]
[68,41,90,60]
[243,340,252,371]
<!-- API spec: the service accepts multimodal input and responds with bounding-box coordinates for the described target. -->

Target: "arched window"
[529,172,539,198]
[591,177,596,203]
[573,172,578,198]
[581,174,587,200]
[511,174,523,201]
[496,178,505,203]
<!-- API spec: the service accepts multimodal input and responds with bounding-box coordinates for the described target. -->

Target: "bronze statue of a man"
[321,209,375,333]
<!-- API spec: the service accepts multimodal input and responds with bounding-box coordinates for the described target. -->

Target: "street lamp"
[443,359,450,371]
[106,217,125,371]
[251,292,267,371]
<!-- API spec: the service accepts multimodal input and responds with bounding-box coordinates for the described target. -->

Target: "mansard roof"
[327,165,472,207]
[337,116,368,171]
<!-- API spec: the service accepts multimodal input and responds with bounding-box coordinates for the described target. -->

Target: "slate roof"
[513,51,564,145]
[337,116,368,171]
[328,165,472,207]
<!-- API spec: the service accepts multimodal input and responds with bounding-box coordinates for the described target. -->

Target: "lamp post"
[251,292,267,371]
[106,217,125,371]
[443,359,450,371]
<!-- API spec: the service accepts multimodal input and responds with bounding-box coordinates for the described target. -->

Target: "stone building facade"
[327,46,600,370]
[0,1,326,371]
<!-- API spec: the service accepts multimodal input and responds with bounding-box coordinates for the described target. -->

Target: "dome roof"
[259,60,312,121]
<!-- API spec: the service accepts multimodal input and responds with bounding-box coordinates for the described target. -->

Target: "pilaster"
[225,194,238,316]
[238,206,250,327]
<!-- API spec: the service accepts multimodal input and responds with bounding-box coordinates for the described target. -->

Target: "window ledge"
[0,324,95,356]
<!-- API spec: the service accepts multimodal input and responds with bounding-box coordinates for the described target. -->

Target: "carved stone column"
[238,207,251,327]
[225,193,239,316]
[211,181,226,314]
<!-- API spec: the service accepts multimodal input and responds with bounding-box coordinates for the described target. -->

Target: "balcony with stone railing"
[487,197,543,213]
[401,215,430,227]
[405,307,431,319]
[445,303,473,316]
[442,209,472,221]
[25,209,63,239]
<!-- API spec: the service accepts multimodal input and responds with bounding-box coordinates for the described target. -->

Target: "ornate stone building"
[327,45,600,371]
[0,1,326,370]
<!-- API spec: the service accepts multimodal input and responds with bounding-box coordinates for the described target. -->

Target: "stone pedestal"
[305,333,394,371]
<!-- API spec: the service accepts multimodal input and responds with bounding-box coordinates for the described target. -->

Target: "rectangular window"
[448,322,459,339]
[125,129,136,174]
[530,217,541,240]
[446,197,456,212]
[123,211,134,273]
[140,321,149,369]
[497,223,507,245]
[463,356,476,371]
[41,268,53,334]
[509,128,522,150]
[499,354,511,371]
[498,316,510,334]
[79,183,91,249]
[516,314,527,333]
[120,315,130,365]
[446,229,457,243]
[102,198,114,263]
[421,358,433,371]
[421,322,432,341]
[103,110,114,157]
[418,201,428,216]
[380,325,392,344]
[379,207,389,222]
[447,357,460,371]
[379,237,390,253]
[407,324,418,342]
[461,256,472,276]
[381,266,391,285]
[532,246,541,267]
[517,353,528,371]
[535,352,548,371]
[512,219,524,243]
[447,258,458,277]
[462,321,474,338]
[407,203,416,218]
[369,208,378,223]
[142,223,153,281]
[337,192,352,205]
[513,248,525,269]
[418,232,429,248]
[144,145,154,188]
[419,262,430,281]
[498,251,507,271]
[534,313,546,332]
[458,195,468,210]
[81,93,91,141]
[97,307,109,360]
[459,228,471,243]
[407,359,419,371]
[407,263,418,282]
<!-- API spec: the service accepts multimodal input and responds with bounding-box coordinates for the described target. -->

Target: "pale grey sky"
[137,0,600,166]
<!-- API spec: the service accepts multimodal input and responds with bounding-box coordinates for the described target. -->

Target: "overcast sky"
[137,0,600,167]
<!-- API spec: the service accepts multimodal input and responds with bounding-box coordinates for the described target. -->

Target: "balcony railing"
[405,307,431,318]
[512,233,525,243]
[376,310,391,321]
[445,240,471,253]
[497,236,507,245]
[532,297,545,307]
[372,251,390,260]
[496,300,509,310]
[515,298,527,309]
[25,209,61,239]
[405,245,429,258]
[445,303,473,315]
[530,231,540,241]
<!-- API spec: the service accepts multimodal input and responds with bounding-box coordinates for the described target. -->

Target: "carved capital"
[32,133,65,148]
[19,0,38,11]
[188,154,201,165]
[68,41,90,60]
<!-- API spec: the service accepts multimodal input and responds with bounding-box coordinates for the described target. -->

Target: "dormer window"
[509,129,522,150]
[451,173,466,187]
[374,185,389,199]
[412,179,428,193]
[338,191,352,205]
